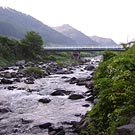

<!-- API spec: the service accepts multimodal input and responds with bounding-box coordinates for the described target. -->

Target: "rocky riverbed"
[0,56,101,135]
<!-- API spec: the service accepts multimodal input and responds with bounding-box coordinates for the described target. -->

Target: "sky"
[0,0,135,43]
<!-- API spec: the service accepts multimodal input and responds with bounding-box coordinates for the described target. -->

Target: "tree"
[21,31,43,58]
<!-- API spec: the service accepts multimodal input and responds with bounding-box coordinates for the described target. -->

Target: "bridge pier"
[73,51,80,61]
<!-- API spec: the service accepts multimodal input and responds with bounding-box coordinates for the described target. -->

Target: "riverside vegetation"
[0,31,78,67]
[80,44,135,135]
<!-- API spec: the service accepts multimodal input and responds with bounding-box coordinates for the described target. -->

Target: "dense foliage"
[21,31,43,58]
[0,31,43,66]
[0,32,79,67]
[81,44,135,135]
[24,67,44,77]
[43,52,78,66]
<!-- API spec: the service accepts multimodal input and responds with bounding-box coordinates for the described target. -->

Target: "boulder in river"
[85,81,93,89]
[0,107,12,113]
[38,122,52,129]
[69,77,78,84]
[51,89,73,96]
[48,126,65,135]
[82,104,90,107]
[38,98,51,103]
[7,86,17,90]
[68,94,85,100]
[1,78,13,84]
[24,77,35,84]
[56,68,73,74]
[84,64,95,71]
[85,95,94,102]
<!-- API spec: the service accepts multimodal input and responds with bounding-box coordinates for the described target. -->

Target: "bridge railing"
[43,45,125,51]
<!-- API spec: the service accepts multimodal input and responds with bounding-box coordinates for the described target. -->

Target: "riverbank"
[78,45,135,135]
[0,56,101,135]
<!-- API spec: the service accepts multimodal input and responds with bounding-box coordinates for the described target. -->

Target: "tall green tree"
[21,31,43,59]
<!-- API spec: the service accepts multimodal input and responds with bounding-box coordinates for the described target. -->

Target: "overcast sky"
[0,0,135,43]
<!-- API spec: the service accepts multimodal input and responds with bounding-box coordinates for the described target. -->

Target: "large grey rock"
[51,89,73,96]
[115,124,135,135]
[4,72,12,78]
[48,126,65,135]
[16,60,26,66]
[1,78,13,84]
[115,116,135,135]
[68,94,85,100]
[84,64,95,71]
[38,98,51,103]
[38,122,52,129]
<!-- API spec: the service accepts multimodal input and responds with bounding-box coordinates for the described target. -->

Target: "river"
[0,56,101,135]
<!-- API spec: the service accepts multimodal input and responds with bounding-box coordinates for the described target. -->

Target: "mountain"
[90,36,118,46]
[53,24,98,46]
[0,7,76,46]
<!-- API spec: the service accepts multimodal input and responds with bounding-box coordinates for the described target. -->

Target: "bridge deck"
[44,47,125,51]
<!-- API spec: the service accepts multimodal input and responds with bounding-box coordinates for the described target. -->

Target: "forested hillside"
[0,7,76,46]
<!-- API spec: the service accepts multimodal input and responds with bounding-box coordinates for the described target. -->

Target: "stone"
[4,72,12,78]
[38,98,51,103]
[82,104,90,107]
[48,126,65,135]
[11,72,17,78]
[68,94,85,100]
[51,89,72,96]
[85,81,93,89]
[93,98,99,104]
[69,77,77,84]
[85,95,94,102]
[115,116,135,135]
[115,124,135,135]
[21,118,33,124]
[76,81,86,86]
[56,69,73,74]
[76,78,87,86]
[0,107,11,113]
[84,64,95,71]
[1,78,13,84]
[24,77,35,84]
[7,86,17,90]
[16,60,26,66]
[38,122,52,129]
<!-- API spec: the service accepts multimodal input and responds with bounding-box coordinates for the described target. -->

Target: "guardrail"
[43,47,125,51]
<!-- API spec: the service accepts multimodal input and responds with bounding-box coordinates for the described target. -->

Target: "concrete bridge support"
[73,51,80,61]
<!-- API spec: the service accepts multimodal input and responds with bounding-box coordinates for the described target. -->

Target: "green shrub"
[81,44,135,135]
[103,51,117,61]
[25,67,44,76]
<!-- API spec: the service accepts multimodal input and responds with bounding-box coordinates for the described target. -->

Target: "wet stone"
[48,126,65,135]
[1,78,13,84]
[7,86,17,90]
[38,98,51,103]
[68,94,85,100]
[82,104,90,107]
[0,107,11,113]
[38,122,52,129]
[51,89,73,96]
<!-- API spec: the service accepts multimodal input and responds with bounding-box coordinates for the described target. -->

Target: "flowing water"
[0,56,101,135]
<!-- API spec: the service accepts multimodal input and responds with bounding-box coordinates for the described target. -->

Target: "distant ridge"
[53,24,98,46]
[90,36,118,46]
[0,7,76,46]
[0,7,117,47]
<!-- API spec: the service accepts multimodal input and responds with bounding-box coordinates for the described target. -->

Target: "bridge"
[43,46,125,60]
[44,46,125,52]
